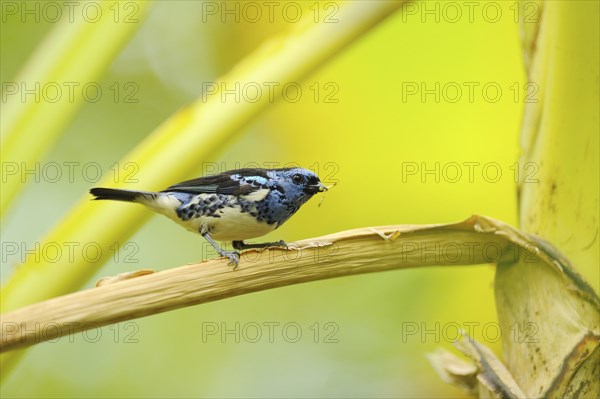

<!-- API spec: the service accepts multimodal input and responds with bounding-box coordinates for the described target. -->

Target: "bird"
[90,167,328,267]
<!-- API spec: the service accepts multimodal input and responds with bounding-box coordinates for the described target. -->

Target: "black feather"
[90,188,141,202]
[164,168,273,196]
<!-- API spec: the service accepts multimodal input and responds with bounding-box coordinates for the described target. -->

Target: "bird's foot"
[271,240,288,249]
[202,228,241,269]
[222,250,241,269]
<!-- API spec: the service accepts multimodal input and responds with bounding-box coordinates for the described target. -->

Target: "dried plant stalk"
[2,215,516,352]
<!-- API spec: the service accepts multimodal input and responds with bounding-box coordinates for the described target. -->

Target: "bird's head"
[267,168,328,203]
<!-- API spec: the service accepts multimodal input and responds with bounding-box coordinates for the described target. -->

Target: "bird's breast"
[206,205,277,241]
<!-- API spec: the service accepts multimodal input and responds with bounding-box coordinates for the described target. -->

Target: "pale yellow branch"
[1,215,578,353]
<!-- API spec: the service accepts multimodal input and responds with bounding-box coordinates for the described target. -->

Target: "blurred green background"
[1,0,526,397]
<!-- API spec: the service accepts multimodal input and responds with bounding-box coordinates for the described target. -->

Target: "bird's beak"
[307,182,328,194]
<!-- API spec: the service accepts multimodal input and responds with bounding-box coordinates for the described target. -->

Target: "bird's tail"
[90,187,153,202]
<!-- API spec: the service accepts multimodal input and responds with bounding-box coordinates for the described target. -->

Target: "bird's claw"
[225,251,240,269]
[273,240,288,249]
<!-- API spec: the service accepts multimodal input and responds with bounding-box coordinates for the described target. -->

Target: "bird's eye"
[292,174,304,184]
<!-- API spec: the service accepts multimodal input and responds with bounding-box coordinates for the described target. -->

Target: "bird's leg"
[200,225,240,268]
[232,240,288,251]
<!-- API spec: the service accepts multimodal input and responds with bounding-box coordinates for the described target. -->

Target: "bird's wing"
[163,169,270,196]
